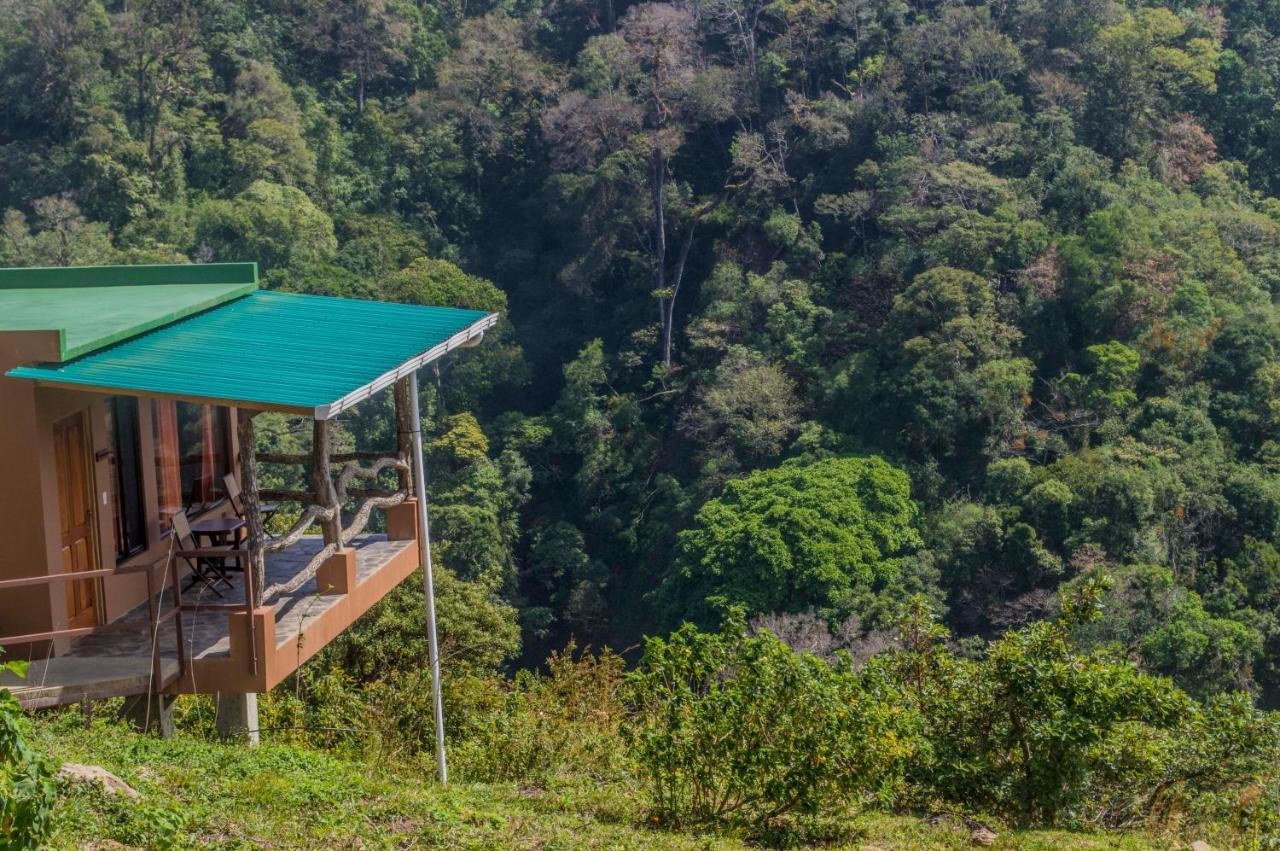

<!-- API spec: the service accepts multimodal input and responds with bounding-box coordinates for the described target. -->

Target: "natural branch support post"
[395,377,413,490]
[311,418,341,546]
[237,409,266,606]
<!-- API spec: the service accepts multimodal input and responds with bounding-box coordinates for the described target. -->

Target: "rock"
[1191,843,1214,851]
[58,763,139,799]
[970,825,997,846]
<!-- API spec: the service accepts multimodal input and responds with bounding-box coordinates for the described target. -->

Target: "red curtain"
[197,405,216,504]
[153,400,183,530]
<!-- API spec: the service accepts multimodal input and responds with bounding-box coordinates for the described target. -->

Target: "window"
[153,400,232,531]
[106,397,147,560]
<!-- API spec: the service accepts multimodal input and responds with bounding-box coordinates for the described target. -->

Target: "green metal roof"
[7,290,497,419]
[0,263,258,360]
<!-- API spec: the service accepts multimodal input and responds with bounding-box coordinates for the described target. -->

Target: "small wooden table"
[188,516,245,544]
[189,516,246,573]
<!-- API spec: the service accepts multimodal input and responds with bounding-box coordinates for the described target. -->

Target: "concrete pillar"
[119,693,175,738]
[215,692,260,745]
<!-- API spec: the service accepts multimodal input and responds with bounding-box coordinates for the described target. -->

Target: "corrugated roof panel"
[6,291,497,418]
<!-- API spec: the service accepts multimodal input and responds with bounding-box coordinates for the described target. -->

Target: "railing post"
[395,377,413,491]
[170,554,188,680]
[145,565,161,692]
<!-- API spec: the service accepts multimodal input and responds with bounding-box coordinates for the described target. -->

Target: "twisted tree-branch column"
[237,409,266,607]
[395,377,413,491]
[312,418,341,546]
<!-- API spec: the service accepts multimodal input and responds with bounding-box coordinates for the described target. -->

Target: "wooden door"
[53,412,99,629]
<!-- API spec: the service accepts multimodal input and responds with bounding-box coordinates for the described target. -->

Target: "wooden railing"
[222,377,418,674]
[254,447,410,603]
[0,559,187,695]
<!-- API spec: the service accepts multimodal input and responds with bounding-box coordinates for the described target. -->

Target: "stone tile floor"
[64,535,411,662]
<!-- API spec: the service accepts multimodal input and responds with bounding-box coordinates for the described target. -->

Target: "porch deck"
[2,535,415,708]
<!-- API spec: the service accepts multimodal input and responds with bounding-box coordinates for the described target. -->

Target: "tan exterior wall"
[0,332,62,647]
[0,332,238,655]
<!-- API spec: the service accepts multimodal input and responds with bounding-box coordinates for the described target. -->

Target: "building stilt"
[215,692,260,745]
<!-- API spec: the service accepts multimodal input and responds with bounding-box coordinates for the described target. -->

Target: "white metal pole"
[409,371,448,783]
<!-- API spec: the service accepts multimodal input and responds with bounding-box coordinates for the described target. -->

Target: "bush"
[1083,692,1280,831]
[888,581,1280,828]
[624,611,920,839]
[0,660,55,848]
[373,643,627,784]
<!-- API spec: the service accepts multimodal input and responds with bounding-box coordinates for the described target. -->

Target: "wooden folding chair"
[172,511,234,597]
[223,473,279,534]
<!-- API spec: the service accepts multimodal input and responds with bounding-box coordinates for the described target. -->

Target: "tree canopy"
[7,0,1280,708]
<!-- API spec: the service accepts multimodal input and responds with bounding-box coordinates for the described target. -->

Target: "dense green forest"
[6,0,1280,844]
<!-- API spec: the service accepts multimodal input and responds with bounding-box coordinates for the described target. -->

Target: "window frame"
[106,396,148,562]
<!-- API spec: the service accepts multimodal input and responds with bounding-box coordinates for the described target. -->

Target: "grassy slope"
[31,713,1172,850]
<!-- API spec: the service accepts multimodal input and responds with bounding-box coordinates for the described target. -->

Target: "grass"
[26,708,1197,850]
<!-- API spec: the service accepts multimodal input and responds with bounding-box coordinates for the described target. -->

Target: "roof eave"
[23,379,315,416]
[313,312,499,420]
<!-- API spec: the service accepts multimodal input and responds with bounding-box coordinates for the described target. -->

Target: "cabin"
[0,262,493,744]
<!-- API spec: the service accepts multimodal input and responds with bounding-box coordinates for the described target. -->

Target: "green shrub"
[624,611,920,838]
[889,582,1280,828]
[258,667,378,756]
[58,786,188,851]
[1082,692,1280,832]
[0,660,55,848]
[440,644,626,784]
[339,643,629,784]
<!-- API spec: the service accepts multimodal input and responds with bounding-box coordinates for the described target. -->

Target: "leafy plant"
[0,660,55,848]
[624,611,920,839]
[886,580,1279,827]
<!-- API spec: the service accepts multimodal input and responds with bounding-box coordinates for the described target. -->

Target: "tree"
[0,196,116,266]
[661,456,921,627]
[874,266,1032,463]
[111,0,211,178]
[0,0,110,141]
[890,582,1194,825]
[679,350,802,488]
[426,14,558,164]
[625,610,920,834]
[1069,564,1263,699]
[1082,7,1221,161]
[1059,341,1141,422]
[300,0,412,113]
[379,257,526,412]
[381,257,507,313]
[227,119,317,190]
[192,180,335,270]
[544,3,735,367]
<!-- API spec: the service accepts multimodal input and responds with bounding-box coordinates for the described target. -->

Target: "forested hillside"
[9,0,1280,842]
[8,0,1279,702]
[0,0,1274,679]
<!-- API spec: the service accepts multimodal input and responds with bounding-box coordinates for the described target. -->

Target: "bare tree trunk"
[661,220,698,368]
[652,147,671,367]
